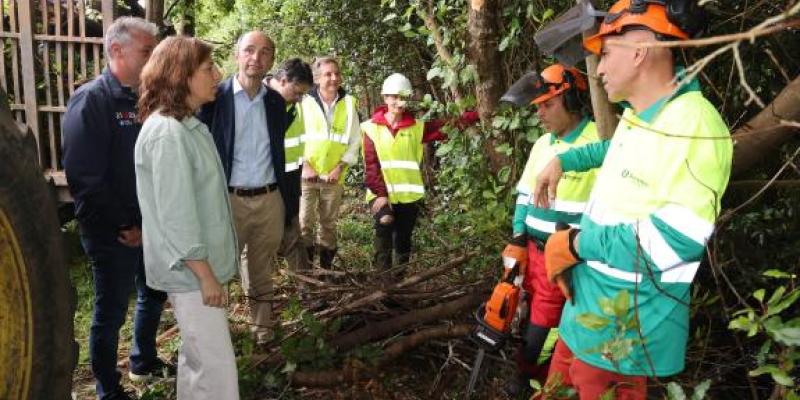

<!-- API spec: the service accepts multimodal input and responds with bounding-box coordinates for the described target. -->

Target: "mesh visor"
[500,72,548,106]
[534,0,606,66]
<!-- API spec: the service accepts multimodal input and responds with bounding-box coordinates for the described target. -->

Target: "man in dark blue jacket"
[199,31,297,346]
[62,17,168,400]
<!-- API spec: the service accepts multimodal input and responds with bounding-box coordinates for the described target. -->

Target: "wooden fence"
[2,0,113,200]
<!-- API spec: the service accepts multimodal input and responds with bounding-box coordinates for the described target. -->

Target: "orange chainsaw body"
[483,281,521,334]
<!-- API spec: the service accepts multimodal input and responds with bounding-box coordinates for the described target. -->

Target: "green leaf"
[750,364,781,377]
[542,8,555,21]
[614,290,630,319]
[281,361,297,374]
[492,116,508,129]
[728,315,753,332]
[498,166,511,184]
[771,370,795,386]
[498,36,511,52]
[426,67,442,81]
[494,143,512,156]
[763,269,795,279]
[667,382,687,400]
[771,327,800,346]
[599,297,615,316]
[691,379,712,400]
[767,286,786,307]
[769,289,800,316]
[753,288,765,302]
[599,389,615,400]
[576,313,611,331]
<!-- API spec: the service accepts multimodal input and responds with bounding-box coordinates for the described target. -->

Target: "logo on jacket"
[621,169,648,187]
[115,111,138,127]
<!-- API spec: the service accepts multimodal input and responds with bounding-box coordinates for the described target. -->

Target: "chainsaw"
[465,254,524,398]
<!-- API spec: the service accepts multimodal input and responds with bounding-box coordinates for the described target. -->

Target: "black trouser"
[372,201,420,269]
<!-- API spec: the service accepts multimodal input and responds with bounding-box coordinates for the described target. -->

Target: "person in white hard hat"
[361,73,478,272]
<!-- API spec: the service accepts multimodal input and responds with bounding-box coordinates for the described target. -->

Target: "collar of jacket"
[102,67,137,101]
[370,105,416,130]
[308,85,347,110]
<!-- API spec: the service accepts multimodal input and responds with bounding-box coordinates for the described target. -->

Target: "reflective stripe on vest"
[516,120,599,239]
[301,94,356,177]
[362,120,425,204]
[285,104,304,172]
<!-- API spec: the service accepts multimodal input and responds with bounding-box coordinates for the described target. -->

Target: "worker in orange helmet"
[533,0,731,398]
[499,63,602,398]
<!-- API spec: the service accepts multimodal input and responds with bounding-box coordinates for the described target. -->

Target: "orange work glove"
[501,235,528,283]
[544,228,581,301]
[502,235,528,266]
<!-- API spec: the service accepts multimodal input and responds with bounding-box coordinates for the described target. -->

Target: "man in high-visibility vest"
[265,58,313,271]
[499,64,601,397]
[299,56,361,268]
[533,1,732,397]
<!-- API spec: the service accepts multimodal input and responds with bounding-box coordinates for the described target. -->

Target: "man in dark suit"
[199,31,296,345]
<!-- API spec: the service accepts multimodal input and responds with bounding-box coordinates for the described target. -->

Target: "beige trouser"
[169,291,239,400]
[230,190,284,344]
[278,215,309,271]
[299,180,344,249]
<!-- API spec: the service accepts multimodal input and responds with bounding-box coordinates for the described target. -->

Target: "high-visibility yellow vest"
[515,119,599,241]
[285,103,304,172]
[301,94,357,182]
[361,120,425,204]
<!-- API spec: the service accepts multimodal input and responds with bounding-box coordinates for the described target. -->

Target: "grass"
[68,185,505,399]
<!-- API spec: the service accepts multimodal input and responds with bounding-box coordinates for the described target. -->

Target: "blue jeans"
[80,232,167,399]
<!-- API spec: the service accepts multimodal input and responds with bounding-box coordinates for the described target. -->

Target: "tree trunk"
[582,15,618,140]
[732,74,800,176]
[468,0,504,121]
[467,0,509,172]
[144,0,164,28]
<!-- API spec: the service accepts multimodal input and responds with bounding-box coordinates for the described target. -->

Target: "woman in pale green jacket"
[134,36,238,400]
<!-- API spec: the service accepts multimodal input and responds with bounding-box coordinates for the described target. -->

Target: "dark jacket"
[62,68,141,236]
[198,77,298,224]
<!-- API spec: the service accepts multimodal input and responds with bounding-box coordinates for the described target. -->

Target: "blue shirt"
[229,76,276,187]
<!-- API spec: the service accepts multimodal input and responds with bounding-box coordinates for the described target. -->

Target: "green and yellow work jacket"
[285,103,304,172]
[557,78,733,377]
[514,118,600,242]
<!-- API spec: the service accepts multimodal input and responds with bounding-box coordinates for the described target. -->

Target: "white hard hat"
[381,73,413,96]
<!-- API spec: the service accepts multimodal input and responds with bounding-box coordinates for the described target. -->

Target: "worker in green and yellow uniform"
[534,1,732,397]
[265,58,313,271]
[499,64,601,397]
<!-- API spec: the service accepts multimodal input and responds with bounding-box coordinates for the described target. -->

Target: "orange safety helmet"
[583,0,690,55]
[532,64,588,105]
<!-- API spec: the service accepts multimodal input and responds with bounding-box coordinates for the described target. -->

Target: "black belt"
[228,183,278,197]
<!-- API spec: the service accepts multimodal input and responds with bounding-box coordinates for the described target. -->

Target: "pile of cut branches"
[243,250,493,388]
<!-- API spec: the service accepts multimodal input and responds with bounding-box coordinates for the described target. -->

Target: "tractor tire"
[0,93,75,399]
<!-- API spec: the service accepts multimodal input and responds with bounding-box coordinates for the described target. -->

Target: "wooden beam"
[102,0,114,34]
[17,0,41,165]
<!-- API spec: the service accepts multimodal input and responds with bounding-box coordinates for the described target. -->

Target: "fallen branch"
[289,324,473,387]
[329,292,485,352]
[314,252,476,320]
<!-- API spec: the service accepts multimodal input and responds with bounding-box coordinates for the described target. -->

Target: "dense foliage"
[193,1,800,398]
